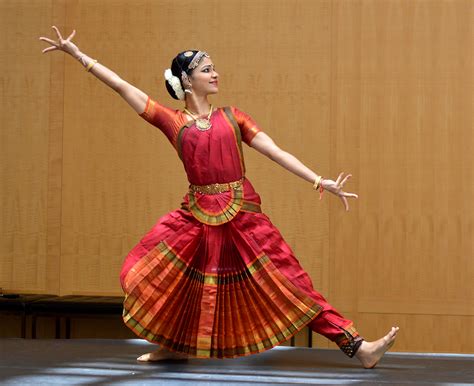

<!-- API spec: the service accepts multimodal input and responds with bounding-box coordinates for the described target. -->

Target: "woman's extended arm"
[39,26,147,114]
[249,131,358,211]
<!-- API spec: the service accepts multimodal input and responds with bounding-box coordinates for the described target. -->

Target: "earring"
[184,88,193,94]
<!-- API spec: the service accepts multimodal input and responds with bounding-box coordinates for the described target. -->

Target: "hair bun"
[164,68,185,100]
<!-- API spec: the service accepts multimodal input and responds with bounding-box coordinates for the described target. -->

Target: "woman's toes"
[137,353,150,362]
[137,349,188,362]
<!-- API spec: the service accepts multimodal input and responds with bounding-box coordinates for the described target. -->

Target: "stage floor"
[0,339,472,385]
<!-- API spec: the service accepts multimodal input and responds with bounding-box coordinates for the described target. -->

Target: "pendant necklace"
[184,105,214,131]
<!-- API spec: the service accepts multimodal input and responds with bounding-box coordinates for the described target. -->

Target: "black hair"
[165,50,200,100]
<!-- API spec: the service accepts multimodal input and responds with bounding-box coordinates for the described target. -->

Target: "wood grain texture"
[1,0,472,353]
[0,0,59,293]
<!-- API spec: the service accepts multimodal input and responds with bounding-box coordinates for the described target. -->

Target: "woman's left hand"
[39,26,80,57]
[321,172,358,211]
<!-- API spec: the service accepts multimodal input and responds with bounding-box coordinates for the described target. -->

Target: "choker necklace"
[184,105,214,131]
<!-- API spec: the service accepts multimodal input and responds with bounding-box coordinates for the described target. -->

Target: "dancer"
[39,26,398,368]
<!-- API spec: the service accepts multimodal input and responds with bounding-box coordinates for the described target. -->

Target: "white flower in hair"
[164,69,185,100]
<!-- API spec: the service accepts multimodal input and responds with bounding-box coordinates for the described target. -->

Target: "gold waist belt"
[189,178,244,195]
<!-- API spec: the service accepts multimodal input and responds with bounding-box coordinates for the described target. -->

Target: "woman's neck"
[184,95,212,116]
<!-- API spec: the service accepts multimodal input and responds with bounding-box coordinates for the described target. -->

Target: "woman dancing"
[39,26,398,368]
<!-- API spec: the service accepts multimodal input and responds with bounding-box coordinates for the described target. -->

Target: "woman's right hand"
[39,26,80,57]
[321,172,358,211]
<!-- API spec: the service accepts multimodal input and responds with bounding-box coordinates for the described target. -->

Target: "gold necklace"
[184,105,214,131]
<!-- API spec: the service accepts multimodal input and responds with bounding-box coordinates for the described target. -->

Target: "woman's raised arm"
[39,26,147,114]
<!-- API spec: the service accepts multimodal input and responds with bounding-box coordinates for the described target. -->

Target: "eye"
[202,68,210,72]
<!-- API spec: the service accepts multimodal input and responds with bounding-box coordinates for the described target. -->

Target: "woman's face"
[188,57,219,96]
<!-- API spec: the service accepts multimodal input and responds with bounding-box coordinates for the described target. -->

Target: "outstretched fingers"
[340,196,349,211]
[340,173,352,186]
[39,35,59,53]
[39,36,58,54]
[342,192,358,199]
[67,29,76,41]
[335,172,344,187]
[51,25,64,40]
[39,36,57,46]
[39,26,75,55]
[42,46,58,54]
[341,190,358,210]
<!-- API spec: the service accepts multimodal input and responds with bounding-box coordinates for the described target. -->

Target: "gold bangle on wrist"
[86,59,98,72]
[313,175,322,190]
[313,175,325,201]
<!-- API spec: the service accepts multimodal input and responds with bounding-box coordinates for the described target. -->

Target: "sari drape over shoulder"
[120,97,323,358]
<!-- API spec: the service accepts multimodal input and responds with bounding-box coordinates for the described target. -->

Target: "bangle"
[86,59,98,72]
[313,175,322,190]
[313,176,325,201]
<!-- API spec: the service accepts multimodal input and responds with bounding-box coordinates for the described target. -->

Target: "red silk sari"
[120,97,323,358]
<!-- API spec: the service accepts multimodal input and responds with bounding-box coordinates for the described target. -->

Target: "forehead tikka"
[188,51,210,70]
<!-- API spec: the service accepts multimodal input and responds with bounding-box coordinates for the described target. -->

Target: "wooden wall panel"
[2,0,473,353]
[0,0,64,294]
[328,0,473,353]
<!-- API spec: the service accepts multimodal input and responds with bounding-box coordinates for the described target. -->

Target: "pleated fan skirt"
[120,208,323,359]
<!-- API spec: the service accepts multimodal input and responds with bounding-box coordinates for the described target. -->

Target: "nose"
[212,70,219,79]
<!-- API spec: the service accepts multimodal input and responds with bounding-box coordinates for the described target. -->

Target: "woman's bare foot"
[137,346,188,362]
[355,326,399,369]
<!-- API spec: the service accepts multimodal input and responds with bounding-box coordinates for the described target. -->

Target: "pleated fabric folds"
[121,209,322,359]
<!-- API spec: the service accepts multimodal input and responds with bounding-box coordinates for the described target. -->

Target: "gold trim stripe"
[181,199,261,214]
